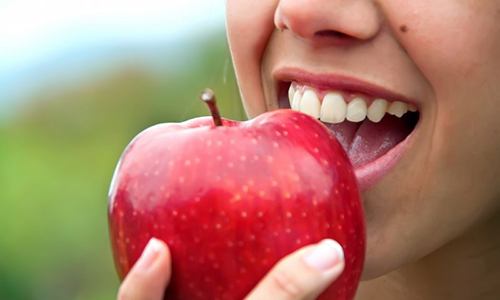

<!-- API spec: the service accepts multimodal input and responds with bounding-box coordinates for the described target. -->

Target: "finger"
[118,238,172,300]
[246,239,345,300]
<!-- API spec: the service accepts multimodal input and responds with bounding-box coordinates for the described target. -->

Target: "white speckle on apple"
[119,211,124,218]
[132,211,138,216]
[206,140,212,146]
[285,228,292,234]
[232,194,242,202]
[216,155,222,161]
[153,224,159,229]
[275,131,282,137]
[325,223,331,229]
[240,155,247,162]
[227,162,234,168]
[153,170,159,176]
[125,238,130,244]
[253,155,259,161]
[294,125,300,129]
[283,130,289,136]
[284,192,291,199]
[119,231,124,238]
[227,241,234,247]
[257,211,264,218]
[248,180,255,186]
[215,223,222,229]
[241,211,248,218]
[172,210,178,216]
[273,142,279,148]
[230,139,236,145]
[168,161,174,167]
[249,234,256,241]
[265,248,271,253]
[340,213,345,220]
[271,180,278,187]
[179,177,185,184]
[194,196,201,203]
[194,157,200,164]
[296,239,302,244]
[184,160,191,166]
[335,189,340,195]
[337,224,343,231]
[301,212,307,218]
[259,191,266,197]
[267,156,274,163]
[286,211,292,218]
[292,116,298,121]
[312,200,318,206]
[273,232,279,237]
[181,214,187,221]
[217,141,223,147]
[314,147,320,153]
[251,138,258,145]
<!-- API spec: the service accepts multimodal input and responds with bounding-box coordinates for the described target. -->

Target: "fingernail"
[135,238,164,271]
[303,239,344,272]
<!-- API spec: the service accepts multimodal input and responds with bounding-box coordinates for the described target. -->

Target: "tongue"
[325,116,413,168]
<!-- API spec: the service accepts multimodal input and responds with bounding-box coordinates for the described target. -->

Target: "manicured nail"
[135,238,164,270]
[303,239,344,272]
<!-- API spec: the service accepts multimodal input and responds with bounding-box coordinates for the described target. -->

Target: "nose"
[275,0,381,44]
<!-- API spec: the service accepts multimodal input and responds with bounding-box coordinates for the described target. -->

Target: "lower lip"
[352,125,417,191]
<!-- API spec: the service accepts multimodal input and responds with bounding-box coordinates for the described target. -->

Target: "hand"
[117,238,345,300]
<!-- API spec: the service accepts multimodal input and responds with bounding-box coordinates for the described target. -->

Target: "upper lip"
[274,67,417,105]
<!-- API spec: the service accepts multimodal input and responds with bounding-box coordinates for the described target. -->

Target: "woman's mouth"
[276,74,420,191]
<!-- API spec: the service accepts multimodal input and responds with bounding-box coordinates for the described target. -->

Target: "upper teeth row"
[288,84,417,124]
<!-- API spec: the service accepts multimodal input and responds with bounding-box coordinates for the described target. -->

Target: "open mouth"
[277,80,420,190]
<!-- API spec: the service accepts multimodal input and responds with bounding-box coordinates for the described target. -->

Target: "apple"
[108,89,365,299]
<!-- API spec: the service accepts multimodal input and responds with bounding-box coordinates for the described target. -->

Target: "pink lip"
[274,67,419,191]
[274,67,417,105]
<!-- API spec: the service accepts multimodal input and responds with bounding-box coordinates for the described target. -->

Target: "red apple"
[108,90,365,299]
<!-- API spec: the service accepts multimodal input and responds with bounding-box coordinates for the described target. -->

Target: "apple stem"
[200,88,223,127]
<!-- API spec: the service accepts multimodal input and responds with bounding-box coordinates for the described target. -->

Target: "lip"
[273,67,420,191]
[274,67,418,105]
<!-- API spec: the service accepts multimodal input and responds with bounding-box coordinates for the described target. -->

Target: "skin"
[119,1,500,299]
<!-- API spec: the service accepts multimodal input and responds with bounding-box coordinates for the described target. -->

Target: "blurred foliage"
[0,28,243,299]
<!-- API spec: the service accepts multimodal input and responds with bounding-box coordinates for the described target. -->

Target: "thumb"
[118,238,172,300]
[246,239,345,300]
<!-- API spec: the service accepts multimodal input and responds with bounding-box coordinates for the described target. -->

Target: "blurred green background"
[0,1,243,299]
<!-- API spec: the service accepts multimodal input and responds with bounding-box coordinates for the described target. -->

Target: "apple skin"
[108,109,365,300]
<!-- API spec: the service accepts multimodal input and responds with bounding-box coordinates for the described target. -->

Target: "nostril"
[315,30,351,39]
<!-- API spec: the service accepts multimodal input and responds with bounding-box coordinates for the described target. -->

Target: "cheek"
[384,1,500,90]
[226,0,278,118]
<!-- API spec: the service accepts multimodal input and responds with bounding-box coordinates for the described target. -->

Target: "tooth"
[288,84,296,106]
[408,104,418,112]
[320,92,346,124]
[291,89,302,111]
[300,89,320,119]
[346,97,368,122]
[367,99,388,123]
[387,101,408,117]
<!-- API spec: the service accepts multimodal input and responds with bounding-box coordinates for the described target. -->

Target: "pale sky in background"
[0,0,226,109]
[0,0,226,73]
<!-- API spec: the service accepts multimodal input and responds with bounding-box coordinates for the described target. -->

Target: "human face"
[226,1,500,279]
